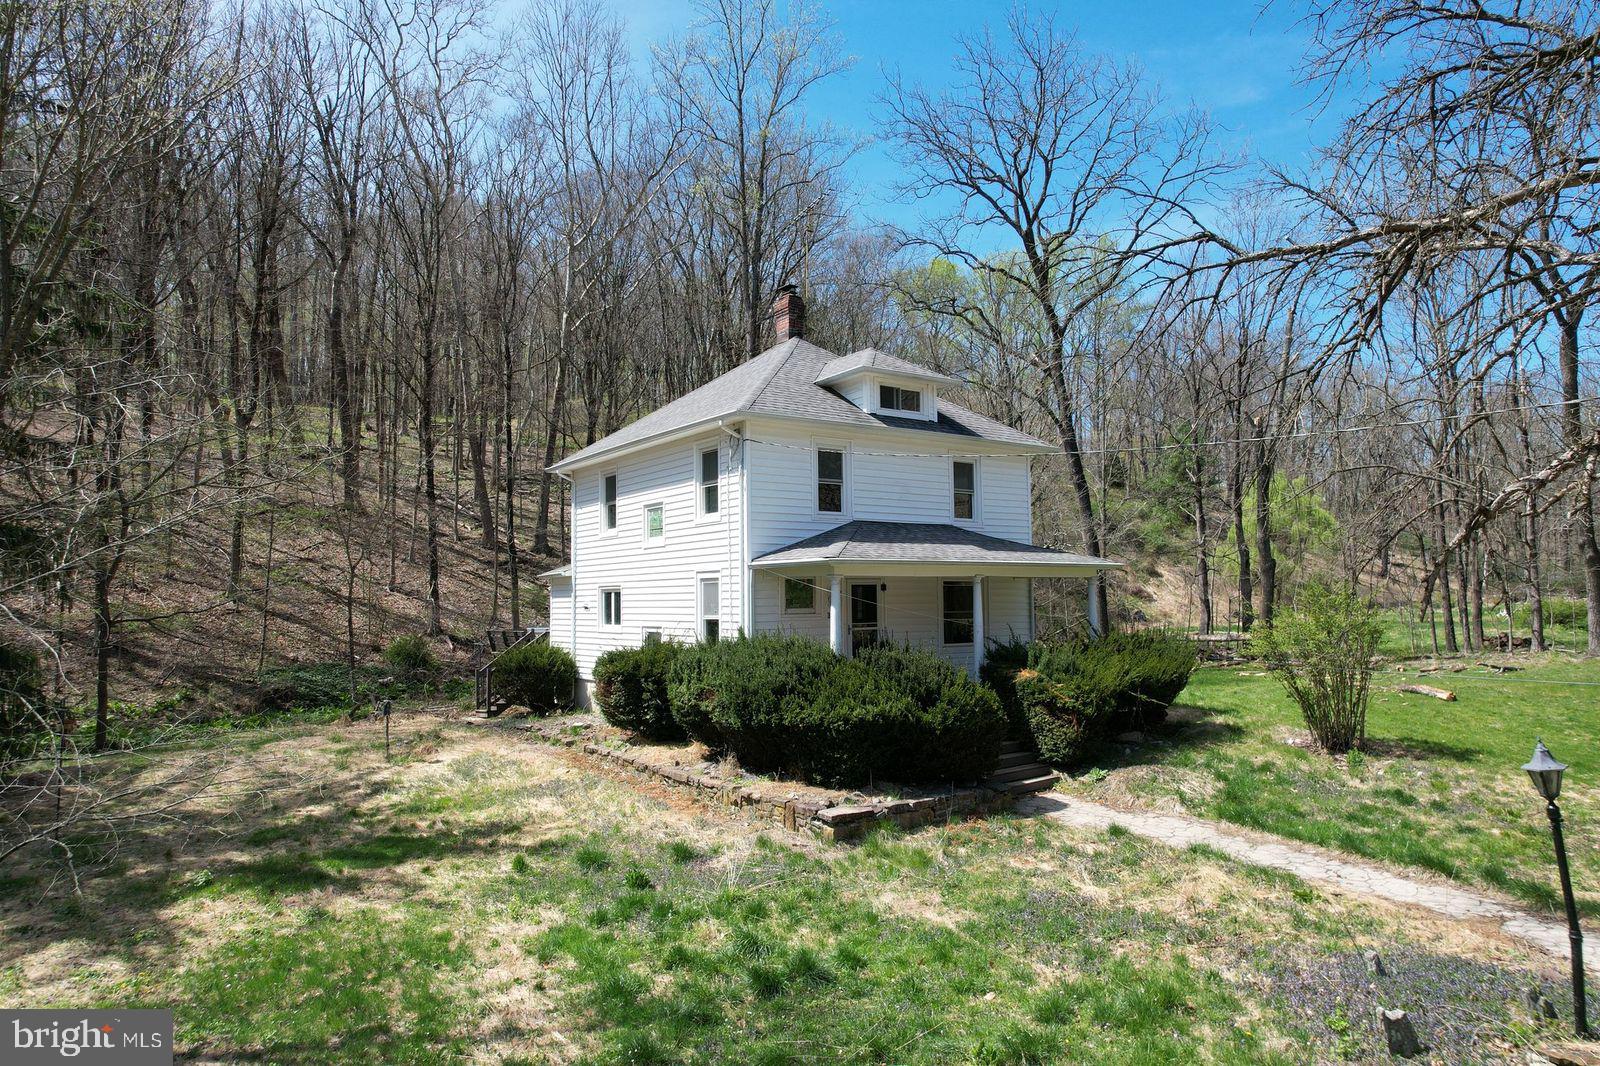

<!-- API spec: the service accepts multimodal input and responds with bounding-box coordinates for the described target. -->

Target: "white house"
[543,288,1120,705]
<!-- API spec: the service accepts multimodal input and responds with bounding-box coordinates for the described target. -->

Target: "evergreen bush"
[594,641,685,740]
[383,634,438,679]
[492,642,577,716]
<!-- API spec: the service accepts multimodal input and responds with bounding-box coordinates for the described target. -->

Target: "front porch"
[750,520,1121,674]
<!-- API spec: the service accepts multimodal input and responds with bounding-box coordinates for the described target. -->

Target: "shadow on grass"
[1363,735,1481,763]
[1071,707,1247,772]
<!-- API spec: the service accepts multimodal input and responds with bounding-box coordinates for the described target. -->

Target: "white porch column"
[1087,575,1104,638]
[829,575,844,655]
[973,576,985,674]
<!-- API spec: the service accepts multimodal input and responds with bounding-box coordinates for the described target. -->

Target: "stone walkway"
[1017,793,1595,974]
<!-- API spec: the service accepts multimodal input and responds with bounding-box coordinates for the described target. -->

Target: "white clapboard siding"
[553,431,743,683]
[743,418,1034,555]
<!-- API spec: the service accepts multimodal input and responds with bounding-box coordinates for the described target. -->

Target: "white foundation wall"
[752,573,1033,673]
[550,431,744,688]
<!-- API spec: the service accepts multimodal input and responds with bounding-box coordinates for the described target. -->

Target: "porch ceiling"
[749,520,1121,579]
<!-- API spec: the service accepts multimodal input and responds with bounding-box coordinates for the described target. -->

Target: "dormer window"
[879,384,922,413]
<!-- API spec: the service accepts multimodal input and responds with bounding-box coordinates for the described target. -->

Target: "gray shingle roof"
[815,348,958,386]
[751,521,1120,570]
[552,338,1052,470]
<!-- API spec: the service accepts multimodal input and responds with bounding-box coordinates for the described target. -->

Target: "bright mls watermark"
[2,1010,172,1065]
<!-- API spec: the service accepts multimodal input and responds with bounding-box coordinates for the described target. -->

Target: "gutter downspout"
[554,470,578,694]
[717,420,750,637]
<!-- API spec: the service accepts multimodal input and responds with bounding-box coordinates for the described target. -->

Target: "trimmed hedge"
[492,642,577,715]
[594,641,685,740]
[667,634,1004,787]
[987,631,1197,767]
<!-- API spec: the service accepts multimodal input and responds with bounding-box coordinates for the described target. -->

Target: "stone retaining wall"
[487,717,1015,841]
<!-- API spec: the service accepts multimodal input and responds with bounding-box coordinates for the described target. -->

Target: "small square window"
[601,588,622,626]
[783,578,815,612]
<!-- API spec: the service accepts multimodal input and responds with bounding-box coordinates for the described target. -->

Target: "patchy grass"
[1061,656,1600,917]
[0,715,1577,1063]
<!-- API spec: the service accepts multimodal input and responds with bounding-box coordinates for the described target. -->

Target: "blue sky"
[611,0,1357,232]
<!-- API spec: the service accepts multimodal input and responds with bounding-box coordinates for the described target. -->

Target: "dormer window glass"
[879,384,922,413]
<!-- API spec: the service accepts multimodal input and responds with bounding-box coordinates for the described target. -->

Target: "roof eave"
[549,412,745,474]
[751,558,1123,578]
[744,410,1058,454]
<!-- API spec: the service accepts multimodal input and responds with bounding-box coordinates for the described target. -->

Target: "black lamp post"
[1524,739,1589,1038]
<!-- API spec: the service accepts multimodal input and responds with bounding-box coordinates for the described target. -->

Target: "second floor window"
[953,460,975,519]
[699,448,719,514]
[817,449,844,512]
[603,474,617,530]
[879,384,922,412]
[645,503,664,542]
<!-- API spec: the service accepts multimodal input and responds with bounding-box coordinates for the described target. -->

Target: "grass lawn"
[1060,655,1600,919]
[0,714,1582,1063]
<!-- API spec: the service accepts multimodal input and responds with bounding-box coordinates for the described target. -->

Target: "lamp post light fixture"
[1523,739,1589,1038]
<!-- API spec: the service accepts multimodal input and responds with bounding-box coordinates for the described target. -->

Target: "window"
[783,577,815,613]
[879,384,922,413]
[942,581,974,644]
[641,628,662,645]
[953,460,976,520]
[602,474,617,530]
[699,576,720,642]
[644,503,664,542]
[699,448,719,515]
[601,588,622,627]
[817,448,844,512]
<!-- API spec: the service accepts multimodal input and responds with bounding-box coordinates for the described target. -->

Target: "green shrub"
[668,636,1004,787]
[978,638,1031,738]
[1251,584,1382,755]
[383,634,438,678]
[0,639,49,759]
[492,642,577,716]
[594,642,685,740]
[256,664,358,713]
[1015,668,1111,766]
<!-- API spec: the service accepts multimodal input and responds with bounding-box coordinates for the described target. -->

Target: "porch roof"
[749,520,1121,578]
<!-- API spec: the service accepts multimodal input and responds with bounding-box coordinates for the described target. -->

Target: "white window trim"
[696,571,722,643]
[642,501,666,547]
[813,439,851,517]
[600,469,620,536]
[782,574,817,614]
[695,445,721,522]
[950,456,980,524]
[940,579,977,647]
[600,586,622,628]
[641,626,662,644]
[877,381,925,414]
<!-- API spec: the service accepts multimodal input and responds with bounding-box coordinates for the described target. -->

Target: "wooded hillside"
[7,0,1600,748]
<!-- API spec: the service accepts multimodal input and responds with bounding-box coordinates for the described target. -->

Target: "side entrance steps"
[985,738,1057,796]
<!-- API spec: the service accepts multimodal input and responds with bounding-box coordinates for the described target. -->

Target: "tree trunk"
[1193,447,1213,635]
[1253,426,1276,626]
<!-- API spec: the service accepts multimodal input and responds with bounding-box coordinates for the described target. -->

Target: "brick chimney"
[772,285,805,342]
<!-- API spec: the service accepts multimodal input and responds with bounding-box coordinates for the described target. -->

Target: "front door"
[849,582,879,654]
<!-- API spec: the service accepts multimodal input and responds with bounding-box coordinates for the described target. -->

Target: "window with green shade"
[645,503,664,541]
[783,577,815,612]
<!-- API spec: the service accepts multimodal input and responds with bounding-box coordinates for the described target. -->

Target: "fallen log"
[1399,684,1456,701]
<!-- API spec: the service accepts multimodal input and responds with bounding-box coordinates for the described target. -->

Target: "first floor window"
[942,581,974,644]
[601,588,622,626]
[953,460,975,519]
[783,577,815,612]
[817,448,844,512]
[699,447,719,514]
[699,576,720,642]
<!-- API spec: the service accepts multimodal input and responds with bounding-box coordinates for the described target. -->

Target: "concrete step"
[995,750,1038,769]
[994,772,1058,796]
[998,741,1034,756]
[988,762,1053,785]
